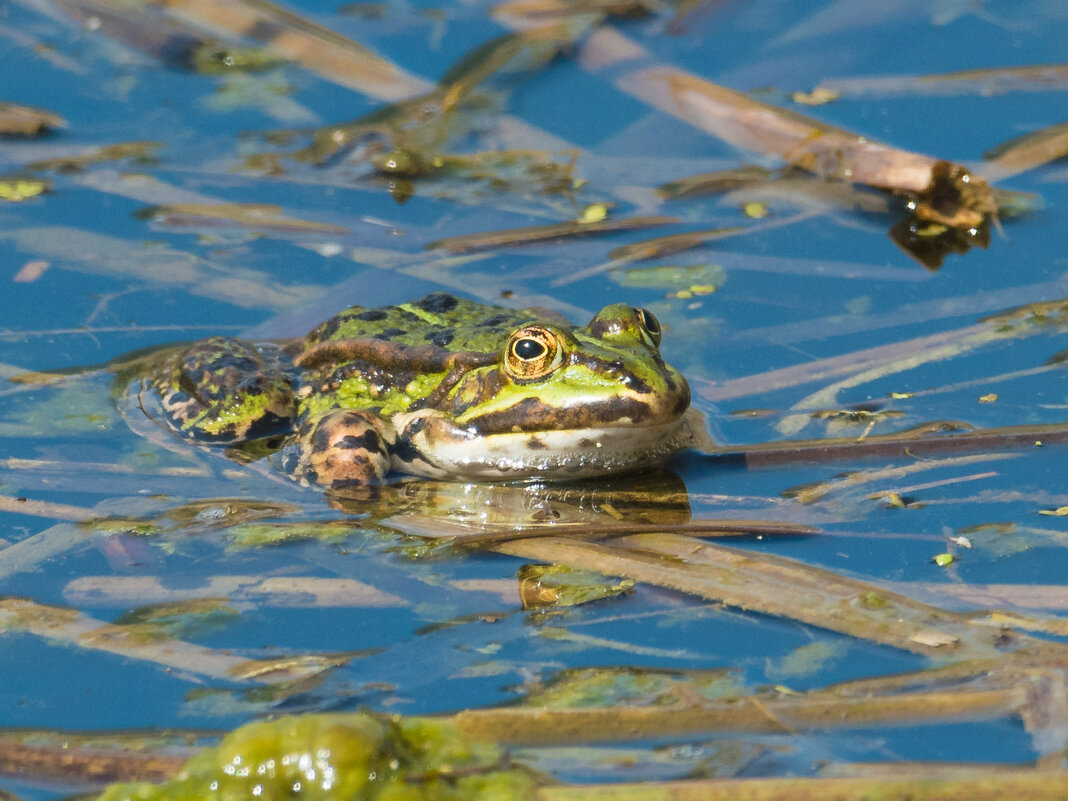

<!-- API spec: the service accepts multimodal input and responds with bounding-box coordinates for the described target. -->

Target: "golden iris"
[505,325,564,381]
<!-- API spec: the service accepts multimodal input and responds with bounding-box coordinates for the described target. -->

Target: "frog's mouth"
[392,410,702,481]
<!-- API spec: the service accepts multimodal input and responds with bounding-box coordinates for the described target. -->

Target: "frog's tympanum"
[143,293,696,490]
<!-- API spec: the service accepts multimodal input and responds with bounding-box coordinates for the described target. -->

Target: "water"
[1,0,1067,796]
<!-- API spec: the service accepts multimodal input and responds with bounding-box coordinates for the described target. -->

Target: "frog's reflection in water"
[327,469,695,545]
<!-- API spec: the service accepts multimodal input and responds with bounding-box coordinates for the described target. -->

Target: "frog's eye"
[636,307,662,346]
[505,325,564,381]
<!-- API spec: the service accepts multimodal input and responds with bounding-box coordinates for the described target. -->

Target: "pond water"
[1,0,1067,797]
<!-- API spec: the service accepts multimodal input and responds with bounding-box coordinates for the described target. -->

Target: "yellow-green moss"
[97,712,536,801]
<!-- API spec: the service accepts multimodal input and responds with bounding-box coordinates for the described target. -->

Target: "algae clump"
[97,712,536,801]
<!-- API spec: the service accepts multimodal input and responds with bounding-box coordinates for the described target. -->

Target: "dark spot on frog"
[180,342,261,392]
[391,435,420,466]
[336,430,383,453]
[448,370,503,418]
[375,328,406,340]
[414,292,459,313]
[586,318,621,340]
[357,308,388,322]
[578,438,597,448]
[310,419,336,454]
[203,355,259,377]
[391,415,427,464]
[243,411,292,441]
[307,410,386,454]
[186,420,238,443]
[427,329,454,347]
[310,315,343,342]
[326,360,369,384]
[526,436,547,450]
[480,314,512,327]
[574,354,654,394]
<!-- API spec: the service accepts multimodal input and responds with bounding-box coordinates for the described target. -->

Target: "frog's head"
[396,305,695,480]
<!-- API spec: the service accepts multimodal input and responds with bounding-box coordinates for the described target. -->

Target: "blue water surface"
[1,0,1067,796]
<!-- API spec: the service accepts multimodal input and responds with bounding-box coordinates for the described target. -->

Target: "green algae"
[517,564,633,609]
[113,599,240,643]
[188,43,284,74]
[97,712,537,801]
[521,666,745,709]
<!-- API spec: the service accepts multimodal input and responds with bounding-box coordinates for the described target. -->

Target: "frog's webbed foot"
[284,409,393,489]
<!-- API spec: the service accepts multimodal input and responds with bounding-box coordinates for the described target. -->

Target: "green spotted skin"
[154,337,296,442]
[295,292,539,423]
[148,292,694,489]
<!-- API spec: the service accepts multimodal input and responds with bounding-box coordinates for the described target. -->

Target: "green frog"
[141,292,698,490]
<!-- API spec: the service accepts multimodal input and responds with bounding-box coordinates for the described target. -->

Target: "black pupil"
[640,308,660,334]
[514,338,546,360]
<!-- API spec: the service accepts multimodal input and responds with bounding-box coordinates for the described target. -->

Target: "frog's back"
[306,292,535,353]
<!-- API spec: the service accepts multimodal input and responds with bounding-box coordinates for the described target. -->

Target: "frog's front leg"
[286,409,394,489]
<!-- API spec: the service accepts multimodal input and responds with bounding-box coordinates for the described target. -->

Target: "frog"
[141,292,698,491]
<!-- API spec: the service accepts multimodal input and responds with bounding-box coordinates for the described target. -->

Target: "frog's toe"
[291,410,393,489]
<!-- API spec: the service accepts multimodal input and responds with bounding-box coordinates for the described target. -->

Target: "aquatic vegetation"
[1,0,1067,798]
[96,712,536,801]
